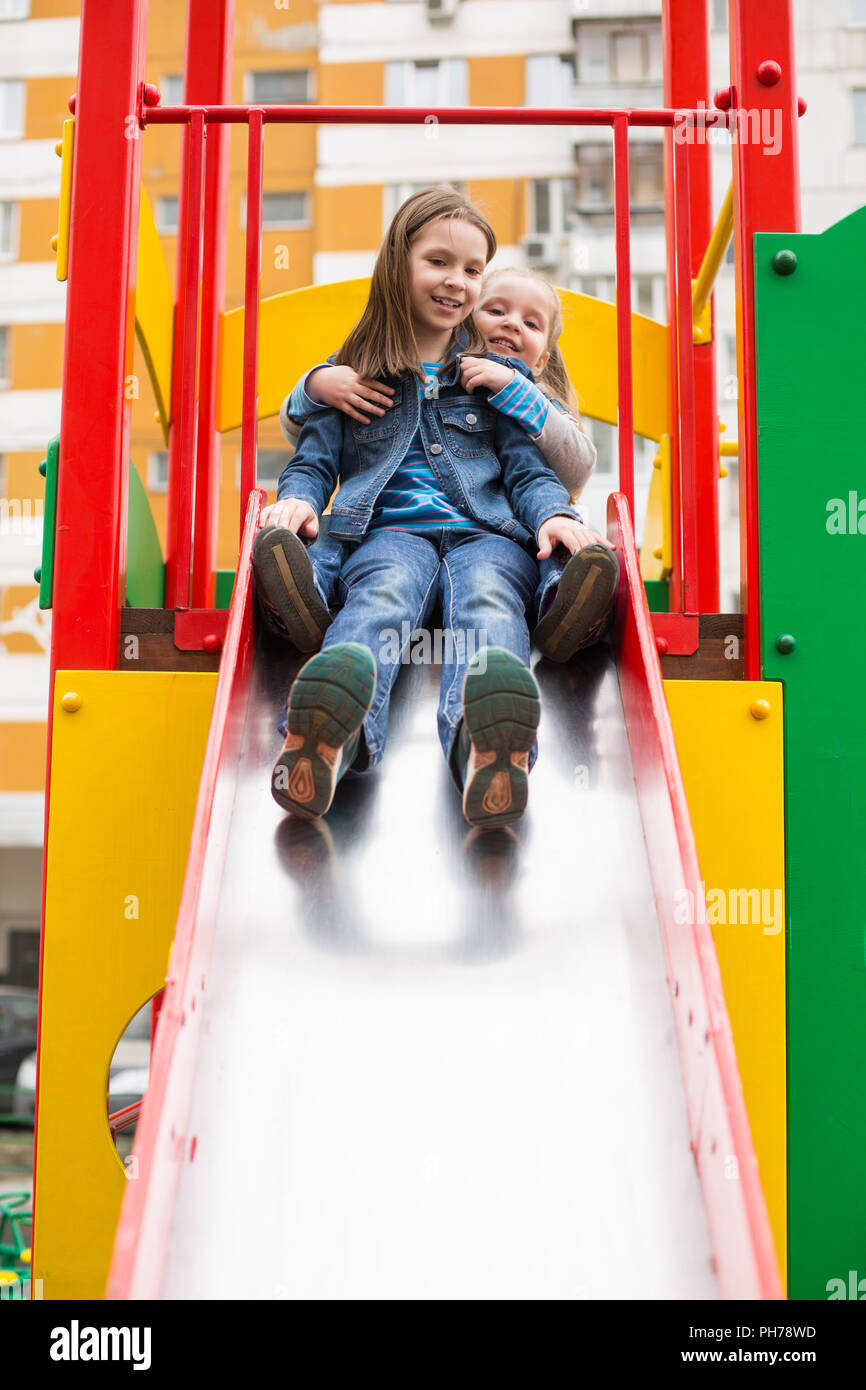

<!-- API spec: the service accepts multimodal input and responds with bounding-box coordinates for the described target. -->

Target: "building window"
[852,0,866,21]
[525,54,576,108]
[242,191,310,229]
[0,201,18,260]
[711,0,728,32]
[0,326,10,386]
[235,449,285,490]
[529,178,578,236]
[0,0,30,19]
[630,145,665,207]
[854,89,866,144]
[161,74,184,104]
[385,59,467,107]
[248,70,312,104]
[147,451,169,492]
[575,23,662,85]
[156,196,178,234]
[384,181,464,226]
[0,81,24,139]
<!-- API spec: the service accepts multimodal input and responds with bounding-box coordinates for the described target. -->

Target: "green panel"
[37,436,59,610]
[126,459,165,608]
[215,569,235,610]
[643,578,669,613]
[755,206,866,1299]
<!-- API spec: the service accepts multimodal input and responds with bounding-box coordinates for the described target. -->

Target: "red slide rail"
[608,491,782,1299]
[106,489,264,1299]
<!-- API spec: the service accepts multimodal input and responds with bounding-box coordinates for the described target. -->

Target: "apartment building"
[1,0,864,983]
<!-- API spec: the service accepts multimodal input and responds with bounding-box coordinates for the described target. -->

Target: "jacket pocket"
[437,403,496,459]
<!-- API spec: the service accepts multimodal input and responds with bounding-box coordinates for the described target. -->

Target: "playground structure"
[27,0,865,1299]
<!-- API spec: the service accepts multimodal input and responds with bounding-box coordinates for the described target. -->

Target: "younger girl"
[253,189,591,827]
[270,265,618,662]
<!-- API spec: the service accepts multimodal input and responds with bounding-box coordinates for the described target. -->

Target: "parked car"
[12,1002,151,1123]
[0,988,39,1116]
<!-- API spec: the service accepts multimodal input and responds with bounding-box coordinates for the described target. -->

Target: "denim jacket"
[275,341,582,554]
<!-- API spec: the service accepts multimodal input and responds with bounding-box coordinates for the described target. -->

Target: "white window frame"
[529,179,577,237]
[0,81,24,140]
[0,0,30,20]
[241,191,311,231]
[854,88,866,144]
[161,74,184,105]
[851,0,866,23]
[0,201,19,262]
[155,196,178,235]
[147,451,169,493]
[385,58,467,108]
[246,69,314,105]
[525,54,576,109]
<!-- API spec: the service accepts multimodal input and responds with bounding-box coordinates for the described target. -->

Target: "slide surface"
[160,630,717,1299]
[109,495,779,1300]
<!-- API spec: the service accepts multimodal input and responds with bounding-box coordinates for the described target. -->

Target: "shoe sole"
[253,527,331,652]
[534,544,618,662]
[271,643,376,819]
[461,648,541,830]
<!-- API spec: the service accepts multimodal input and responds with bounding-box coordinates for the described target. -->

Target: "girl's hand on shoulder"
[537,518,615,560]
[308,365,394,424]
[460,356,516,396]
[259,498,319,538]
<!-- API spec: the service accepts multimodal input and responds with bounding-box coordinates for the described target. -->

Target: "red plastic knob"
[67,94,77,114]
[756,60,782,86]
[143,82,162,107]
[202,632,222,653]
[713,86,732,112]
[655,636,669,655]
[797,95,807,116]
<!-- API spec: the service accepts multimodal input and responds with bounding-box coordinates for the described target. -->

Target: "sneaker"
[459,647,541,830]
[271,643,376,819]
[533,544,618,663]
[252,526,332,652]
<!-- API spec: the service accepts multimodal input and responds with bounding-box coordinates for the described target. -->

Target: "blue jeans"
[306,526,539,784]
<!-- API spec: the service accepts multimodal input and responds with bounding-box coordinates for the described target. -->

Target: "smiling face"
[406,217,489,358]
[475,274,554,376]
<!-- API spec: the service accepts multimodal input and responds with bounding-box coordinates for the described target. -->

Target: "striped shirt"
[285,359,553,531]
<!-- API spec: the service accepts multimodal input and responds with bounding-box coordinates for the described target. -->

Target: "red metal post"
[188,0,234,608]
[663,126,684,611]
[612,116,634,517]
[171,109,206,611]
[35,0,149,1290]
[673,136,700,615]
[663,0,719,613]
[50,0,148,670]
[729,0,801,676]
[240,110,265,536]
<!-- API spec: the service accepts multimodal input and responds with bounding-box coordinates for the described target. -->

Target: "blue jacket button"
[430,443,443,455]
[465,413,477,425]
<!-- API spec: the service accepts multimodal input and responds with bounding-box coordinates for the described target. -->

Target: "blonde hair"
[479,266,580,415]
[334,188,496,384]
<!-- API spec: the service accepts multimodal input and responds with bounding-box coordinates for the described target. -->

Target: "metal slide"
[109,496,779,1301]
[161,630,716,1300]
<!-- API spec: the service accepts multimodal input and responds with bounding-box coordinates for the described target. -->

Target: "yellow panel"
[217,281,672,441]
[664,679,787,1287]
[34,671,216,1299]
[135,186,175,441]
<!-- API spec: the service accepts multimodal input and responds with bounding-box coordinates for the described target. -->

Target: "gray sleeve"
[534,400,597,499]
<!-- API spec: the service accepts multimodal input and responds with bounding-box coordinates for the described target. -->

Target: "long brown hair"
[334,188,496,383]
[480,266,580,415]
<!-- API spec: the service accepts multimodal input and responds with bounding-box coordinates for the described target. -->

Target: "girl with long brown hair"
[253,188,595,827]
